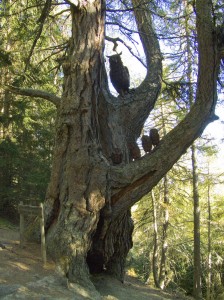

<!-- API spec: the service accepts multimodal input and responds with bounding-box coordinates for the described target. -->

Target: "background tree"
[0,0,58,218]
[129,139,223,297]
[1,0,223,291]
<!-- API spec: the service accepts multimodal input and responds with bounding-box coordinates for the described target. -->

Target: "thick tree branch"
[109,0,220,219]
[111,110,218,219]
[120,0,162,141]
[101,0,162,145]
[5,85,61,108]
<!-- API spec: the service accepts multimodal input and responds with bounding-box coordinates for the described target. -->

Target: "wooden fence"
[18,201,47,264]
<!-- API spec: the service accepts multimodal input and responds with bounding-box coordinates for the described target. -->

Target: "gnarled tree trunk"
[44,0,163,283]
[44,0,220,284]
[6,0,221,287]
[44,1,108,283]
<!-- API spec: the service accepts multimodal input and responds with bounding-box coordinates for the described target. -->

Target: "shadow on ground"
[0,226,191,299]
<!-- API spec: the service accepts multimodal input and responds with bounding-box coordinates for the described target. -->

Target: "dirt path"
[0,226,191,299]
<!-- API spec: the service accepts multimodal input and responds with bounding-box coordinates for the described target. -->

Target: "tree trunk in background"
[192,144,202,299]
[151,190,160,288]
[158,101,169,290]
[206,165,212,300]
[159,175,169,289]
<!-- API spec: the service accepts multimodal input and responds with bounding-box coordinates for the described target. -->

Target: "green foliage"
[178,265,194,295]
[0,0,62,220]
[129,145,224,296]
[0,98,56,220]
[0,217,17,229]
[127,246,151,282]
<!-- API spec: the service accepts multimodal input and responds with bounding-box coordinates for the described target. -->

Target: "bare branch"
[105,36,146,68]
[106,1,149,12]
[24,0,52,72]
[106,8,134,12]
[5,85,61,108]
[105,21,139,35]
[50,9,71,18]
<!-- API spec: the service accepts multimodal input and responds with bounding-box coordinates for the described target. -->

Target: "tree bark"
[44,1,108,284]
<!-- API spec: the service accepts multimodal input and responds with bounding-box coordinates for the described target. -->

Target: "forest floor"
[0,220,192,300]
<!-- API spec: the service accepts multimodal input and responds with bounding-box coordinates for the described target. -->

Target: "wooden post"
[40,203,47,265]
[18,201,47,264]
[19,201,25,248]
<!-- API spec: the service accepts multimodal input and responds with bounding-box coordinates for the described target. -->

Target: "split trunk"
[42,0,220,284]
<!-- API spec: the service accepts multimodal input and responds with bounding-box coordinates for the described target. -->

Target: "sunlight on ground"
[10,261,30,271]
[69,283,91,297]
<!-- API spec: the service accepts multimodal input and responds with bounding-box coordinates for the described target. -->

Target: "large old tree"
[4,0,224,287]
